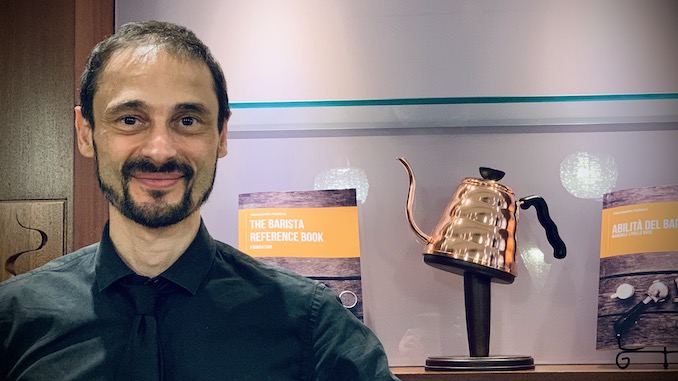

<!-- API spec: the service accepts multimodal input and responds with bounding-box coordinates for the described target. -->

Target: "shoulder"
[210,240,334,327]
[0,243,98,302]
[212,241,353,314]
[213,240,321,290]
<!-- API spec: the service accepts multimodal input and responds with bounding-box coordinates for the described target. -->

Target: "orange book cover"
[596,184,678,350]
[238,189,363,320]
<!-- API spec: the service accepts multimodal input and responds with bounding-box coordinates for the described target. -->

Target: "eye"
[122,116,138,125]
[180,117,196,126]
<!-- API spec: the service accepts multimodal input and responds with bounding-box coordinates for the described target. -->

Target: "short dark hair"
[79,20,230,132]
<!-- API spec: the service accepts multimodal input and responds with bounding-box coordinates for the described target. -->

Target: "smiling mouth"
[121,158,194,193]
[132,172,185,190]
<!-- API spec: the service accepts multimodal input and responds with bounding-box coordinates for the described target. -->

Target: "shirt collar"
[95,219,217,295]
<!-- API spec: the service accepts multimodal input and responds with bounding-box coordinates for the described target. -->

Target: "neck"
[108,207,201,277]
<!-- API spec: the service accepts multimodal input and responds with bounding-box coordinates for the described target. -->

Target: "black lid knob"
[479,167,505,181]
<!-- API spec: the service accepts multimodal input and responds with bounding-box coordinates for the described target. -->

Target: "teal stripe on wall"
[231,92,678,109]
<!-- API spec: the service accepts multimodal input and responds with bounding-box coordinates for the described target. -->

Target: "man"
[0,21,399,380]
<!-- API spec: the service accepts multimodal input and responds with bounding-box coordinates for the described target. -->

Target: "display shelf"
[391,364,677,381]
[229,94,678,132]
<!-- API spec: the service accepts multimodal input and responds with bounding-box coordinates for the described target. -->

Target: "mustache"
[121,158,194,180]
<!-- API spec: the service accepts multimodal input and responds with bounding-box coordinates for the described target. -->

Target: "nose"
[139,124,178,165]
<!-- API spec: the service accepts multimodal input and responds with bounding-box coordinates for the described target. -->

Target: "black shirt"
[0,222,399,380]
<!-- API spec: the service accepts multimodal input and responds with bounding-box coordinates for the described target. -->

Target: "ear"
[217,119,228,158]
[74,106,95,158]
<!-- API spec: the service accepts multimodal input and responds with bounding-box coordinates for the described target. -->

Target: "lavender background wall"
[117,0,678,365]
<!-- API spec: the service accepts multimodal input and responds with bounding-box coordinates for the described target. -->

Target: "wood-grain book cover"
[596,184,678,349]
[238,189,364,320]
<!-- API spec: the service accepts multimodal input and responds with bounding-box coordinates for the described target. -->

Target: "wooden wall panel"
[0,0,75,251]
[0,200,66,281]
[0,1,75,200]
[73,0,114,250]
[0,0,113,271]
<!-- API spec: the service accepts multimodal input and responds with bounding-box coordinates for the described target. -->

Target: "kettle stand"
[423,254,535,371]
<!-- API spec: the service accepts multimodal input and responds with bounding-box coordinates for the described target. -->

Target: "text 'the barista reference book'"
[238,189,364,320]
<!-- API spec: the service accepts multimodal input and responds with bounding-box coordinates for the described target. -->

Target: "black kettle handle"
[519,195,567,259]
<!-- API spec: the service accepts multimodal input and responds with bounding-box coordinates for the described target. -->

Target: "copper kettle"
[397,157,566,366]
[398,157,566,284]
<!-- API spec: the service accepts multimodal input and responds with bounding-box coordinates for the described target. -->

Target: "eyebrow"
[104,100,148,117]
[174,102,211,116]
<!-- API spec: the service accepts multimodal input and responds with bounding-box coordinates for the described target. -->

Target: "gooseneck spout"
[397,157,433,244]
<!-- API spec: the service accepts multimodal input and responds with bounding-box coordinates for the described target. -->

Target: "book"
[238,189,363,320]
[596,184,678,349]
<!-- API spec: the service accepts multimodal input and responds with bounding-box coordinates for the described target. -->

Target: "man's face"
[77,46,227,228]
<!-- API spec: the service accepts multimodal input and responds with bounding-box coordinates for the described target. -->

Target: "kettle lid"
[461,167,514,195]
[479,167,505,181]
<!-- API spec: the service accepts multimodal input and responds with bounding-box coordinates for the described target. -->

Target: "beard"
[95,153,217,228]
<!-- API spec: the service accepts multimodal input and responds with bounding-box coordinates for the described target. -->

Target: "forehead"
[94,46,217,113]
[101,45,210,79]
